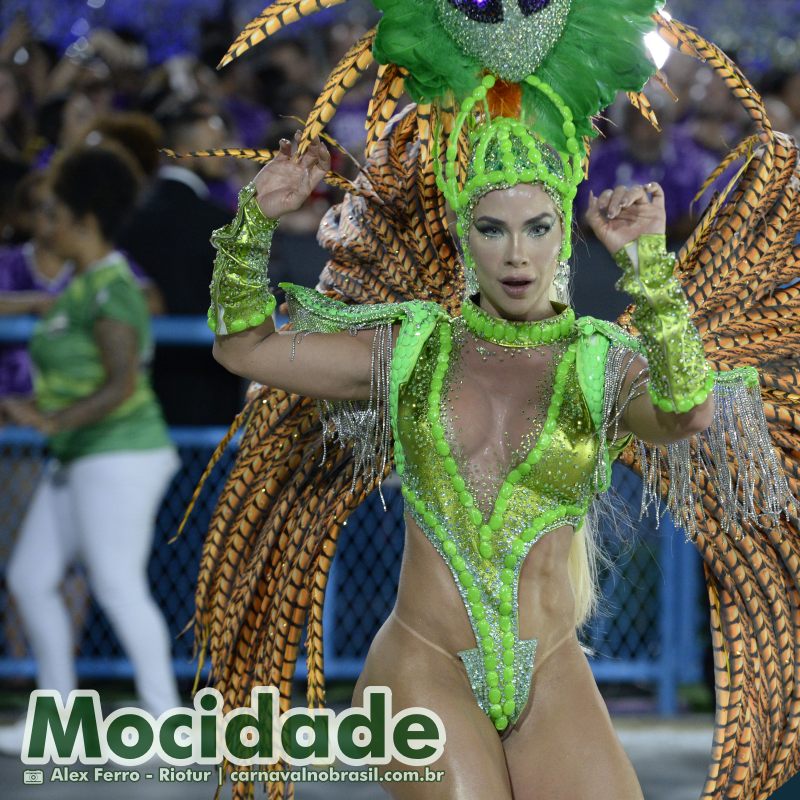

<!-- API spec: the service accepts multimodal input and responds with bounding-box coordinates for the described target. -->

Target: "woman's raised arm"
[210,131,401,402]
[213,321,402,402]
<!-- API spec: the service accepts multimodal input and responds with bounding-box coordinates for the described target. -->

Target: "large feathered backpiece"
[178,2,800,798]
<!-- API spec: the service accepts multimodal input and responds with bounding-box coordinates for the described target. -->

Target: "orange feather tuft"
[487,79,521,119]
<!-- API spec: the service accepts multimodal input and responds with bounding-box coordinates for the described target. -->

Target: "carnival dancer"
[183,2,800,798]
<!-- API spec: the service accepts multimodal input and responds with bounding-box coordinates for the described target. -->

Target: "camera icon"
[23,770,44,785]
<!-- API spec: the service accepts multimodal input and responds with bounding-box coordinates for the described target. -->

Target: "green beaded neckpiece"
[460,295,576,347]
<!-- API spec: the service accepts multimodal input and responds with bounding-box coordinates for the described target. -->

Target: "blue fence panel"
[0,316,706,715]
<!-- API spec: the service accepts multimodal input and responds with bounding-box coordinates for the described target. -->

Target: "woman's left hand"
[1,397,57,435]
[585,182,666,255]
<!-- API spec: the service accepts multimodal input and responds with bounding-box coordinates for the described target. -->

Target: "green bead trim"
[648,371,716,414]
[712,365,760,389]
[433,74,585,269]
[277,282,445,484]
[208,295,276,334]
[461,296,575,347]
[400,312,595,734]
[404,475,588,733]
[428,323,580,563]
[388,302,447,477]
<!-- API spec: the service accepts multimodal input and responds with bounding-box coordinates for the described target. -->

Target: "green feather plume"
[372,0,480,101]
[528,0,661,150]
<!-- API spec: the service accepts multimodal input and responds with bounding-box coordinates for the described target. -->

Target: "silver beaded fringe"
[640,378,797,540]
[593,345,649,495]
[597,344,798,541]
[286,294,395,511]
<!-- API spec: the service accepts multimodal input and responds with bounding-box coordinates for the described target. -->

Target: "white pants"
[6,447,182,717]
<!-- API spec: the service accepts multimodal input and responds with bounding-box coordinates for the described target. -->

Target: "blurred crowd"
[1,10,799,418]
[0,13,374,425]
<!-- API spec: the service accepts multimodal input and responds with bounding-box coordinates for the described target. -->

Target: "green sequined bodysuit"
[393,302,636,733]
[281,282,644,735]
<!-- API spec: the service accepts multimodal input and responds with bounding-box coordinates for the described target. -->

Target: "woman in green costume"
[198,2,798,797]
[209,122,719,796]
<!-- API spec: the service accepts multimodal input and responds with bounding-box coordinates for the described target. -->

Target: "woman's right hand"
[254,130,331,220]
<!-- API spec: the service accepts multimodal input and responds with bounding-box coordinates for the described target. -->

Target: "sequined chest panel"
[391,313,599,731]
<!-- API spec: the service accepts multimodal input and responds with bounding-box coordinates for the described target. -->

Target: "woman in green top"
[0,145,181,754]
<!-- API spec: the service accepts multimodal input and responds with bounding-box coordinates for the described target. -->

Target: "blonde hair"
[568,517,604,629]
[568,491,636,643]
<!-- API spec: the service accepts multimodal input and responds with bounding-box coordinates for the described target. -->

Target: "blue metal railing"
[0,315,705,715]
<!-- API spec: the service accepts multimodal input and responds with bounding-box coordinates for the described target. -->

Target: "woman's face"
[467,183,563,321]
[38,194,83,260]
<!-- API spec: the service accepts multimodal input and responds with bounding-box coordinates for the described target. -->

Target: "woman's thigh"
[67,448,179,585]
[353,613,513,800]
[7,462,78,593]
[502,633,643,800]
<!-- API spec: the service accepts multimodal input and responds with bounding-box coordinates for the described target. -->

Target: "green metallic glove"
[613,233,714,414]
[208,182,279,334]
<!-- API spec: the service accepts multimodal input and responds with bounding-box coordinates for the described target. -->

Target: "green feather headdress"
[433,74,583,265]
[371,0,662,281]
[372,0,661,154]
[200,0,663,301]
[194,0,665,201]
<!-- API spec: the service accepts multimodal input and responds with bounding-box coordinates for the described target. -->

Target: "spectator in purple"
[571,91,721,322]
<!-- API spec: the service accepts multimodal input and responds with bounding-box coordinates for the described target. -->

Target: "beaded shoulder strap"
[280,282,412,331]
[280,282,445,506]
[576,316,644,354]
[574,315,645,493]
[572,314,794,538]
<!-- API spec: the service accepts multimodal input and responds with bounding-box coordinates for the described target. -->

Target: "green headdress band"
[434,73,584,276]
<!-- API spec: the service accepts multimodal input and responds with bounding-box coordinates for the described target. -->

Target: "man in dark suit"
[119,101,245,426]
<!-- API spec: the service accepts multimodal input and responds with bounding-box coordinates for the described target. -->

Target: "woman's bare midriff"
[393,512,577,663]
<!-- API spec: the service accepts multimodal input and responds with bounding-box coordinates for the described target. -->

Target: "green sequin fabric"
[371,0,661,154]
[278,261,797,730]
[395,311,601,729]
[613,233,714,413]
[208,183,278,334]
[279,282,435,510]
[434,0,573,83]
[459,123,568,230]
[453,122,574,288]
[434,78,585,299]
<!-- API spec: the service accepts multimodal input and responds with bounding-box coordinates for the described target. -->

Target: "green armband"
[613,233,714,414]
[208,182,278,334]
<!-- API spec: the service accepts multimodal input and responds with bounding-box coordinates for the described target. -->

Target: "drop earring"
[552,259,571,305]
[463,258,479,299]
[455,230,480,300]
